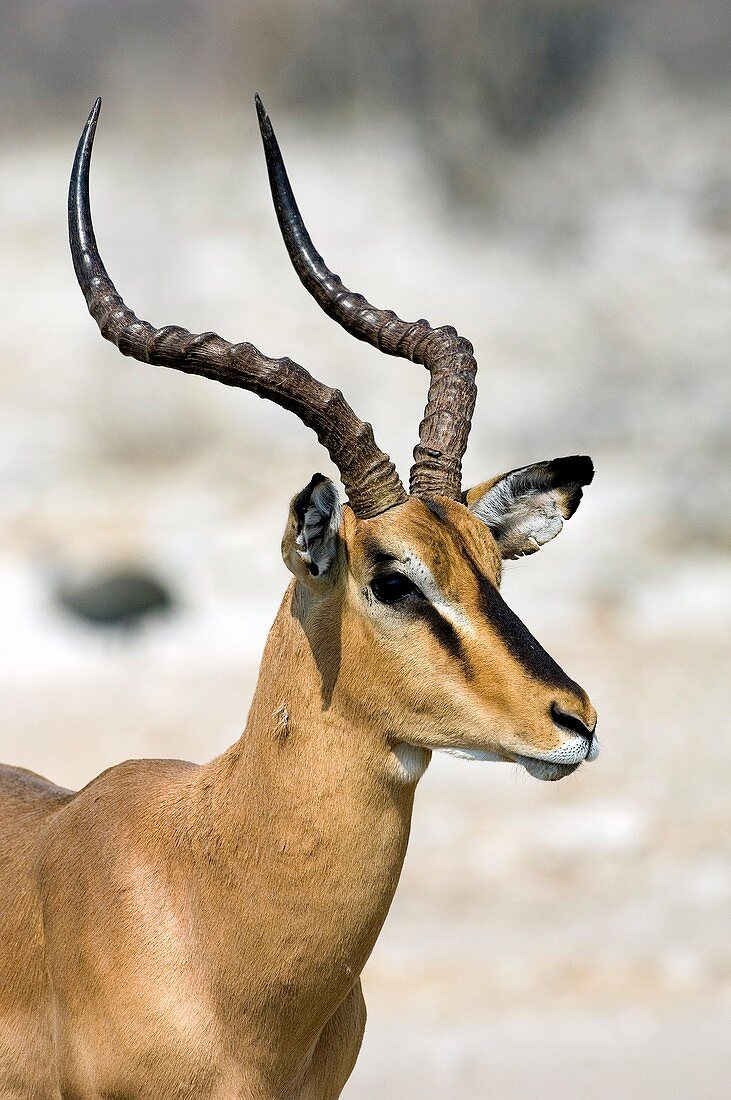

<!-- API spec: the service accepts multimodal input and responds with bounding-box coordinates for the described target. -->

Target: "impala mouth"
[434,731,599,781]
[516,733,599,782]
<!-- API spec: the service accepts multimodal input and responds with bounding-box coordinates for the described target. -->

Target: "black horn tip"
[70,99,101,196]
[69,97,105,287]
[83,98,103,135]
[73,98,102,170]
[254,93,276,145]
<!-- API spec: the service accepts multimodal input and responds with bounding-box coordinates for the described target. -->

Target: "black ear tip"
[293,473,327,522]
[306,472,328,492]
[572,454,594,485]
[550,454,594,486]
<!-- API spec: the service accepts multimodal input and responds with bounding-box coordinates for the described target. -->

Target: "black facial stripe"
[424,499,582,692]
[477,576,581,693]
[451,534,581,694]
[415,602,471,677]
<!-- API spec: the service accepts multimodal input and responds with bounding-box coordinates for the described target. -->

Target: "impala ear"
[282,474,343,583]
[464,455,594,560]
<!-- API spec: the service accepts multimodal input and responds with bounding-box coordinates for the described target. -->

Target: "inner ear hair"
[466,455,594,560]
[293,474,342,578]
[505,455,594,519]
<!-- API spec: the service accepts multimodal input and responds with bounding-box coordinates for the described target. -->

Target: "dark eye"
[370,572,420,605]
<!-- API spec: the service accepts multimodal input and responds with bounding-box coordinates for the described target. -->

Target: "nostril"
[550,702,595,743]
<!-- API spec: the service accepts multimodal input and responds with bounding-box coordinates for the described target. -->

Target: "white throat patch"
[391,743,430,783]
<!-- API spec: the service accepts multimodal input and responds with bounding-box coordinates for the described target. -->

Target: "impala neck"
[191,580,419,1041]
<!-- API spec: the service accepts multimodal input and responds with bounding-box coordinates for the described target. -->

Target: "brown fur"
[0,494,595,1097]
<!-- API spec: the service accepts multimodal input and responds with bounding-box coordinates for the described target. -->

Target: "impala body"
[0,98,598,1098]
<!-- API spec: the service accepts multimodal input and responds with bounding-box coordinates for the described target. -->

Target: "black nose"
[550,703,595,743]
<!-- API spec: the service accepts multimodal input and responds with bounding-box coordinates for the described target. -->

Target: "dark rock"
[55,568,174,630]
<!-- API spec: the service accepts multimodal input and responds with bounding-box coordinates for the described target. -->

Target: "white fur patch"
[585,734,601,762]
[399,551,474,635]
[435,746,503,763]
[391,743,430,783]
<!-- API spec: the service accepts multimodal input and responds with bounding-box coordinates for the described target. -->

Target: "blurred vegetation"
[2,0,728,203]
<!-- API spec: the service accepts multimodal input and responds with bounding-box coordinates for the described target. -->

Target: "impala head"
[283,462,596,783]
[69,96,598,782]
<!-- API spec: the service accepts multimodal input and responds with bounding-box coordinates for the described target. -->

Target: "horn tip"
[254,93,273,141]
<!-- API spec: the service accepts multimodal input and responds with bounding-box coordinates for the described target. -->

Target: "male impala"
[0,97,598,1098]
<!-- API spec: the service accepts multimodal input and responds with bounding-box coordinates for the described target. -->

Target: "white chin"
[435,746,504,763]
[516,755,580,782]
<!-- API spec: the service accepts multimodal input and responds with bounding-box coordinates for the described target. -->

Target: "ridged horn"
[255,93,477,500]
[68,99,407,519]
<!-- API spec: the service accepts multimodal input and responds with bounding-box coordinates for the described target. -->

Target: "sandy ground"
[0,59,729,1096]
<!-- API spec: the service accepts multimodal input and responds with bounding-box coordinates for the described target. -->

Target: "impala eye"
[370,572,420,605]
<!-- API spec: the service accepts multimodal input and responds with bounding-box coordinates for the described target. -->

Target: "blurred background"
[1,1,729,1095]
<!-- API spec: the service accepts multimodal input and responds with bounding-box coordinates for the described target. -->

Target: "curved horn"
[255,94,477,501]
[68,100,407,520]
